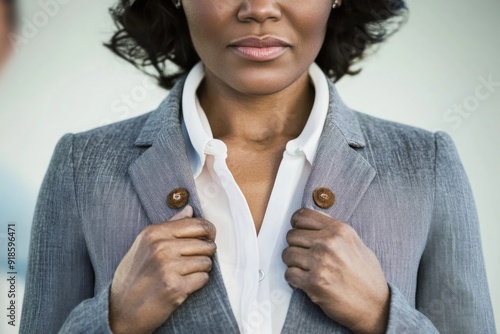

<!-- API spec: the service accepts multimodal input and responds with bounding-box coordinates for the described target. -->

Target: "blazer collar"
[134,75,185,147]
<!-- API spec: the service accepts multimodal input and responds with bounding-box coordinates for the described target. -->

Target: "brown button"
[312,187,335,209]
[166,187,189,209]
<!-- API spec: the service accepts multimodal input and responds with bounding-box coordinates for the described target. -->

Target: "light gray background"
[0,0,498,333]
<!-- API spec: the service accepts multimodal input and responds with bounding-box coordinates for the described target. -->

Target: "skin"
[283,208,390,333]
[183,0,331,234]
[110,205,217,334]
[110,0,390,333]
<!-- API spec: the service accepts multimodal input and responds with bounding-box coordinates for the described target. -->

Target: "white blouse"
[180,61,330,333]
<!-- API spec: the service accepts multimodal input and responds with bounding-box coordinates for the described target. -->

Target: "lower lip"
[230,46,288,61]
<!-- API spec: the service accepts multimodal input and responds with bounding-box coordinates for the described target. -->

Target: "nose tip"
[237,0,282,23]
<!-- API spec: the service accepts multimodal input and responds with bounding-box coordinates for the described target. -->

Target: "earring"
[174,0,181,9]
[332,0,340,9]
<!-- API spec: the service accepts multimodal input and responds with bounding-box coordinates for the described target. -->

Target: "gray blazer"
[20,74,496,333]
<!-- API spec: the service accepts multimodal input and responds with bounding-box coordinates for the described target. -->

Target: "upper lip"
[229,36,291,48]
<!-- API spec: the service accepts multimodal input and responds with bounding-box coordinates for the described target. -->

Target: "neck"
[197,70,315,150]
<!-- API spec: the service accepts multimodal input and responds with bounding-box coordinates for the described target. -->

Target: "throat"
[197,72,316,146]
[225,142,287,236]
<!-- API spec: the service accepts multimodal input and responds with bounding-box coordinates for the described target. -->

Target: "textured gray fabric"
[20,73,497,333]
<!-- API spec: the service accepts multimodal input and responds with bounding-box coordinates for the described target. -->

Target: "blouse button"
[259,269,265,282]
[166,187,190,209]
[312,187,335,209]
[205,139,227,155]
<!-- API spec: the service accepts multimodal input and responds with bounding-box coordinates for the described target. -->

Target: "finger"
[160,218,217,241]
[182,271,211,295]
[285,228,319,248]
[179,255,213,276]
[282,246,311,271]
[284,266,308,290]
[290,209,325,230]
[176,238,217,256]
[291,208,340,230]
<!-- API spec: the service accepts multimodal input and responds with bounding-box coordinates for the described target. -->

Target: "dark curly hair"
[104,0,408,90]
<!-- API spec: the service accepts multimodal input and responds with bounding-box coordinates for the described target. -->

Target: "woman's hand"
[282,208,390,334]
[109,205,217,334]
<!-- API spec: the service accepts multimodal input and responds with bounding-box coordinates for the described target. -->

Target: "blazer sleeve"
[384,131,497,333]
[20,133,113,334]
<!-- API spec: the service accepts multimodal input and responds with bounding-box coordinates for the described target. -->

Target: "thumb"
[169,205,194,221]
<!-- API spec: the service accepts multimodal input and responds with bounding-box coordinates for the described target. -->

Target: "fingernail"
[316,210,331,217]
[181,204,193,216]
[170,205,193,220]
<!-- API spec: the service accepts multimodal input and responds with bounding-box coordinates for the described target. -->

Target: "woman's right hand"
[108,205,217,334]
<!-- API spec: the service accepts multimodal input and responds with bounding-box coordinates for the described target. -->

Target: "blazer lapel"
[302,83,376,222]
[281,79,377,333]
[128,77,239,333]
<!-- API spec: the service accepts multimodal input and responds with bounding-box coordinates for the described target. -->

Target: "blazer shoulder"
[64,112,153,172]
[351,110,442,157]
[350,110,448,181]
[73,112,152,145]
[353,110,435,145]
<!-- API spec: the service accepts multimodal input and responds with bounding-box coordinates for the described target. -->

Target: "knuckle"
[195,272,210,288]
[284,268,299,288]
[309,294,320,304]
[292,207,304,218]
[149,242,164,260]
[202,256,213,270]
[335,222,354,238]
[281,248,290,262]
[171,292,187,308]
[162,277,187,307]
[139,225,157,245]
[312,240,328,255]
[161,275,178,294]
[200,219,214,236]
[311,270,327,288]
[290,209,305,227]
[317,269,329,286]
[207,240,217,253]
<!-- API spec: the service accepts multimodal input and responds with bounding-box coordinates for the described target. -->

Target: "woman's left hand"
[282,208,390,334]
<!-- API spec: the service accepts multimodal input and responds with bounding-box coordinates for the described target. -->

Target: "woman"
[0,0,15,70]
[20,0,496,333]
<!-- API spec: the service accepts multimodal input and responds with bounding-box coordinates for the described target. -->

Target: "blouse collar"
[181,61,331,178]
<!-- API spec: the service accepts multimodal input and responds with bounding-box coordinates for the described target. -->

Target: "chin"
[233,80,294,96]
